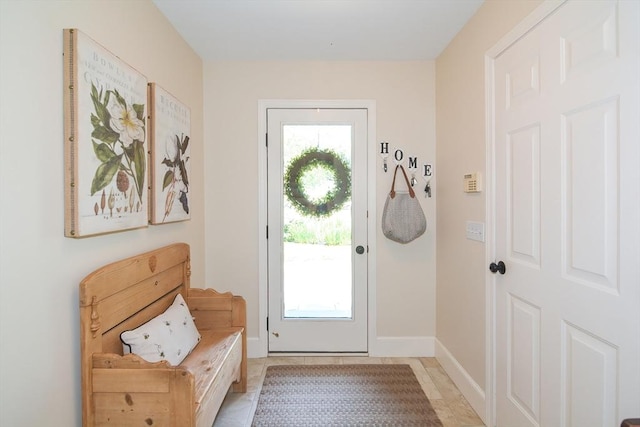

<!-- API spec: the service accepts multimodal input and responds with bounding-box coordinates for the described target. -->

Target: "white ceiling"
[152,0,484,61]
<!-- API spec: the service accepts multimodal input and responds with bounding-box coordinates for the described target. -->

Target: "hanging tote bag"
[382,165,427,243]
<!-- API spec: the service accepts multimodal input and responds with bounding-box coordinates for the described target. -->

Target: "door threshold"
[267,352,369,357]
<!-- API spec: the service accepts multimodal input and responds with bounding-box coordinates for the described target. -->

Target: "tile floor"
[213,356,486,427]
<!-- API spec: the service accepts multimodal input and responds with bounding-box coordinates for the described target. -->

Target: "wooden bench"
[79,243,247,426]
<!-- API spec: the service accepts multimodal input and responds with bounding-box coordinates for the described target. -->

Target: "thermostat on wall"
[463,172,482,193]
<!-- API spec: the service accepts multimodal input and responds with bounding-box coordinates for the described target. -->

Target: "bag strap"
[390,165,416,199]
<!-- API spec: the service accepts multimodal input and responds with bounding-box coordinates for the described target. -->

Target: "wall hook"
[380,141,390,172]
[424,181,432,198]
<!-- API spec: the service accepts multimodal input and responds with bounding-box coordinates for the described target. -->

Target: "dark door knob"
[489,261,506,274]
[355,245,365,254]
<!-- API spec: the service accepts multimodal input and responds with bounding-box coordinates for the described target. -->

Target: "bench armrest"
[90,353,196,426]
[93,352,174,369]
[187,288,247,392]
[187,288,246,331]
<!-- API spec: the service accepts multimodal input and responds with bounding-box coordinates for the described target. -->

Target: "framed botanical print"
[148,83,191,224]
[63,29,148,237]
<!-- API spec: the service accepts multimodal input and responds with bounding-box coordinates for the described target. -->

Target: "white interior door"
[267,108,368,352]
[492,1,639,426]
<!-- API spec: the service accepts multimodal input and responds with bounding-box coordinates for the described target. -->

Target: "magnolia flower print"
[89,83,146,217]
[107,95,145,147]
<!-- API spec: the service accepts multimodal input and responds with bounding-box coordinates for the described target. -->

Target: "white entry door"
[492,1,639,426]
[267,108,368,352]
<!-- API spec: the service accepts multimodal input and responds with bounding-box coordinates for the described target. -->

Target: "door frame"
[485,1,566,425]
[256,99,377,357]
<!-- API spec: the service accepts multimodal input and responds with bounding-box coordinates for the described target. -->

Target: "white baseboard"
[370,336,435,357]
[247,337,266,359]
[247,336,435,358]
[435,339,487,424]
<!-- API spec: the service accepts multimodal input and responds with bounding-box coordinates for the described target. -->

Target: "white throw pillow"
[121,293,201,366]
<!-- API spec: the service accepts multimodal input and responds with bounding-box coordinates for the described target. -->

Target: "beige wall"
[0,0,549,423]
[203,61,437,349]
[435,0,543,390]
[0,1,203,425]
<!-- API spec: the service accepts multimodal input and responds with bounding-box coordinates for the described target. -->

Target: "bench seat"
[181,327,243,425]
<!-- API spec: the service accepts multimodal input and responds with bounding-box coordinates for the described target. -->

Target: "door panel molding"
[561,321,618,426]
[561,98,619,292]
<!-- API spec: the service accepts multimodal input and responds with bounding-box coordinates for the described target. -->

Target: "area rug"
[251,364,443,426]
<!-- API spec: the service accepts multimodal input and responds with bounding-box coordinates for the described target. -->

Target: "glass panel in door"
[282,124,352,319]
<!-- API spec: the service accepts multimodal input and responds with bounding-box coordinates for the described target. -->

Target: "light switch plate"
[466,221,485,242]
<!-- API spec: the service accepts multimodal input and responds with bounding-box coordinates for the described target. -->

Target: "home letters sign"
[380,141,433,193]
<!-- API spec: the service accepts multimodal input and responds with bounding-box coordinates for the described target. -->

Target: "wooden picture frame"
[63,29,148,237]
[148,83,191,224]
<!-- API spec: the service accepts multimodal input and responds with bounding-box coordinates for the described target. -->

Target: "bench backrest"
[79,243,191,357]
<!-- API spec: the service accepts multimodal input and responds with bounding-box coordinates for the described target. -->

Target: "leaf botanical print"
[161,133,190,222]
